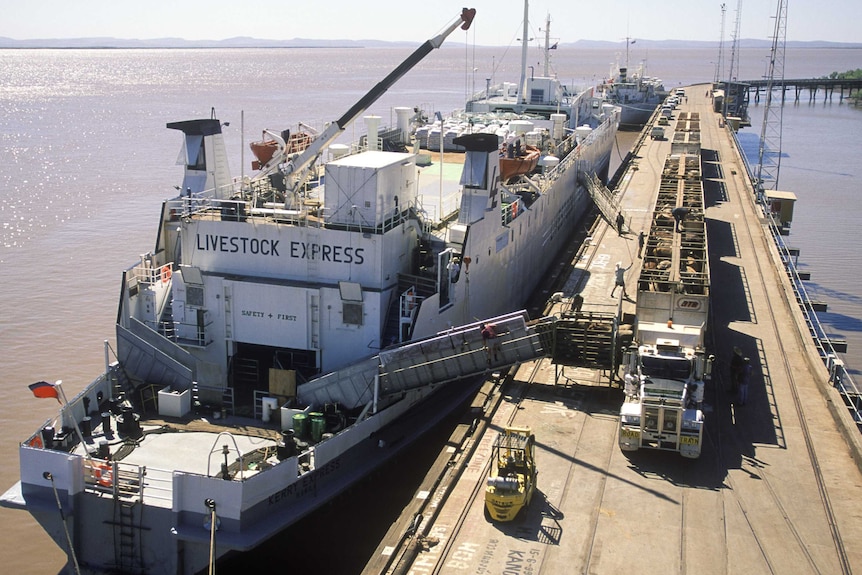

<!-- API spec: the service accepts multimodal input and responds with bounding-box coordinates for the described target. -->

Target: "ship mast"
[517,0,529,105]
[543,13,551,77]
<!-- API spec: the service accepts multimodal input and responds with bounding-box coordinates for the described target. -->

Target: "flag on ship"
[28,381,60,402]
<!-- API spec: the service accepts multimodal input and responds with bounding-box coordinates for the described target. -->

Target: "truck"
[619,153,713,458]
[485,426,537,521]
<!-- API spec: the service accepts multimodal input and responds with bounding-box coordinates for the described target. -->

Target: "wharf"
[362,85,862,575]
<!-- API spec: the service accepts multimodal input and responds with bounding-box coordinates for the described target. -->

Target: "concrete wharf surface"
[362,85,862,575]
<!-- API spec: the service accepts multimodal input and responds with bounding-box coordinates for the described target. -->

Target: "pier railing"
[729,128,862,431]
[767,222,862,429]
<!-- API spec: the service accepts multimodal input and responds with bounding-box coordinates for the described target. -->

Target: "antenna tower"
[715,4,727,84]
[755,0,788,196]
[723,0,743,118]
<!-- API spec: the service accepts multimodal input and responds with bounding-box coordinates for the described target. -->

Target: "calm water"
[1,44,859,574]
[739,101,862,374]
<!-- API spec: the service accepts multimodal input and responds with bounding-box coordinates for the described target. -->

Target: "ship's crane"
[254,8,476,200]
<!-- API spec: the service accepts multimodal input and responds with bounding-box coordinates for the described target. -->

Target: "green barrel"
[309,412,325,442]
[292,413,308,439]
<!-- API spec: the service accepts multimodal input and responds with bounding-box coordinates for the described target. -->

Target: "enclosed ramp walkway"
[301,309,613,410]
[378,312,555,395]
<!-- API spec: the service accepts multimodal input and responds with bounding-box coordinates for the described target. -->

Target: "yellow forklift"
[485,426,537,521]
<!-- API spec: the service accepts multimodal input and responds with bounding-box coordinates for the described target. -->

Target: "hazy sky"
[2,0,859,44]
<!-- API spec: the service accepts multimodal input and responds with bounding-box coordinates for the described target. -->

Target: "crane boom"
[259,8,476,192]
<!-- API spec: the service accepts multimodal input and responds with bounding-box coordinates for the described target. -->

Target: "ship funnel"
[394,107,413,145]
[364,115,381,151]
[550,113,567,140]
[452,133,500,221]
[167,118,233,199]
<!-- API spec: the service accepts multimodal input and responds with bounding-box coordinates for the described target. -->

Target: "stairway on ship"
[382,273,439,346]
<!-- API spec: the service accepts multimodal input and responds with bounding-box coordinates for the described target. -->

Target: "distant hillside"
[0,36,409,49]
[1,36,859,50]
[570,39,862,50]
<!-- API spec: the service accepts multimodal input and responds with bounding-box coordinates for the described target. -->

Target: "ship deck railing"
[170,186,429,236]
[81,459,174,506]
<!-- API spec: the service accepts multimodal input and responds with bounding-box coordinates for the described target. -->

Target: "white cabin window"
[343,302,363,325]
[339,281,363,325]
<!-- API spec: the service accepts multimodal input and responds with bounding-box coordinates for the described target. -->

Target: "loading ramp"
[298,310,621,411]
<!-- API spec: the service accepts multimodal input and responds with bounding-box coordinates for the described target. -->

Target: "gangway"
[379,311,555,395]
[297,310,613,412]
[584,172,628,233]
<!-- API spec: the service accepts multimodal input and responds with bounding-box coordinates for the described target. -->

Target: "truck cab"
[619,333,712,458]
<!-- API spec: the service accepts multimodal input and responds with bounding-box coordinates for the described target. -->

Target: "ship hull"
[412,107,616,339]
[619,101,659,129]
[6,379,481,575]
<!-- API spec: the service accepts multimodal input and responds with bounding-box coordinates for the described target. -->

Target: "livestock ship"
[1,5,618,574]
[599,52,667,129]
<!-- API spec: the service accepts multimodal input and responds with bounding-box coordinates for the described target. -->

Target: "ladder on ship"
[109,464,147,574]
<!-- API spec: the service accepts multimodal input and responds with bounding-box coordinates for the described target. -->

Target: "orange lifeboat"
[249,131,314,171]
[499,143,540,182]
[250,139,279,170]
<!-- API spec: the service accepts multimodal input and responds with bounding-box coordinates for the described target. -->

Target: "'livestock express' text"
[195,234,365,264]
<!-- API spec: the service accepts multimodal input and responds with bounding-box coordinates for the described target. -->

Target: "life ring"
[95,463,113,487]
[28,435,43,449]
[161,265,172,283]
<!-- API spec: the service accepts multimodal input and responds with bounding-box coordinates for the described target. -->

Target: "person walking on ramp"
[481,323,502,365]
